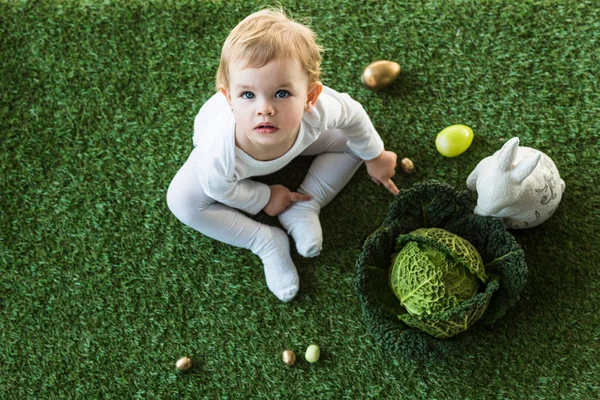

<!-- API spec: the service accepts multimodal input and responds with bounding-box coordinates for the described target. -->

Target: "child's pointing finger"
[290,192,312,202]
[383,179,400,195]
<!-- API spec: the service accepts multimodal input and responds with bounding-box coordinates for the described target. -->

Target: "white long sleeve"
[199,170,271,215]
[304,86,384,160]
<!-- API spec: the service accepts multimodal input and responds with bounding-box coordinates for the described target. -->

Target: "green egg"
[435,124,474,157]
[305,344,320,363]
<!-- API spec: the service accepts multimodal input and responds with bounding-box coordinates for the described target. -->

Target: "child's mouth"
[254,123,278,134]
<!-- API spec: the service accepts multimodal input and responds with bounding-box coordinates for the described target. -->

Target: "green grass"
[1,0,599,398]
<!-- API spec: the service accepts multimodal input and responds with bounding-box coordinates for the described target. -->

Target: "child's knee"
[166,180,188,222]
[166,178,208,226]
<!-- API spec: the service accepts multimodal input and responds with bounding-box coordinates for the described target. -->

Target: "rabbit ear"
[466,162,481,191]
[511,152,541,183]
[497,137,520,172]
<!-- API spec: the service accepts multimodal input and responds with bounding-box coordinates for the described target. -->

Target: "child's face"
[221,57,321,156]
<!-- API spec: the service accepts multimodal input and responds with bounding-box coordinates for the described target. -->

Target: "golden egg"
[282,350,296,366]
[176,356,192,371]
[362,60,401,91]
[400,158,415,173]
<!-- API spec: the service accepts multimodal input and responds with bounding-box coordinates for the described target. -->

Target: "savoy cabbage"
[390,228,497,338]
[356,180,527,360]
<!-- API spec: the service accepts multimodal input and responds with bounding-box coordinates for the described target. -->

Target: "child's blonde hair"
[216,8,323,90]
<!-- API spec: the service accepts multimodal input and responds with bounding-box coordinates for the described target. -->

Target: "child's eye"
[241,92,255,99]
[275,90,290,99]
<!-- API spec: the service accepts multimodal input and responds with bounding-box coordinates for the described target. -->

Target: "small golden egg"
[282,350,296,366]
[400,158,415,173]
[362,60,401,91]
[176,356,192,371]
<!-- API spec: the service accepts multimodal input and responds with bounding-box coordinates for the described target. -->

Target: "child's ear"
[305,82,323,111]
[220,87,233,108]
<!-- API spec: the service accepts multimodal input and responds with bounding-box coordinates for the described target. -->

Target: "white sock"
[254,226,299,302]
[278,196,323,258]
[279,152,362,258]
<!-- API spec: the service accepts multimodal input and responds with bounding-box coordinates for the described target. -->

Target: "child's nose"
[257,99,275,116]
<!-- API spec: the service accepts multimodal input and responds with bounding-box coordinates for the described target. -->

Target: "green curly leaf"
[399,280,500,338]
[390,240,478,316]
[411,228,489,283]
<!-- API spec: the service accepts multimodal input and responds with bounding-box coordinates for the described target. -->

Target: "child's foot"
[278,199,322,258]
[256,227,299,302]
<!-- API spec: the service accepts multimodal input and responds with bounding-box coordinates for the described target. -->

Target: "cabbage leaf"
[390,240,478,316]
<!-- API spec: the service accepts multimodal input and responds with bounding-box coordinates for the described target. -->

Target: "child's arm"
[201,173,271,215]
[201,173,310,216]
[311,87,399,194]
[365,150,399,195]
[263,185,312,216]
[315,89,384,160]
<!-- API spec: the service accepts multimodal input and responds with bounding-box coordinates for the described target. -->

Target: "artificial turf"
[1,0,599,398]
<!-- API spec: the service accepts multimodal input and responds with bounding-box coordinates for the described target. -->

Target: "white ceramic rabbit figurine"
[466,137,565,229]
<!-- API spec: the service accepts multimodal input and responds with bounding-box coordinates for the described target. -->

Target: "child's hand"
[365,150,400,195]
[263,185,312,216]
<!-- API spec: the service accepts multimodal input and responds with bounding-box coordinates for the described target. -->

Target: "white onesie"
[167,85,385,302]
[191,85,384,214]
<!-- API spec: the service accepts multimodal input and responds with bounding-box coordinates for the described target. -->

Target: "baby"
[167,8,399,302]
